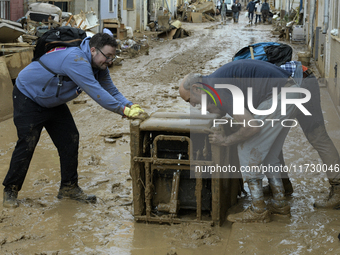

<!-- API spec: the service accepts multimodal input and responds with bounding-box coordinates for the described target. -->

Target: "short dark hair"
[89,33,118,49]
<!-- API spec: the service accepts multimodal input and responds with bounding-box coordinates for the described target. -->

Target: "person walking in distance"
[232,0,242,23]
[246,0,256,24]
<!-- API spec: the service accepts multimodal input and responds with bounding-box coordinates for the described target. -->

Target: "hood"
[80,36,93,63]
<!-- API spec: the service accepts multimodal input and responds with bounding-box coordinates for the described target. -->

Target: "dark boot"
[227,178,270,223]
[268,178,290,216]
[263,178,293,196]
[3,185,19,208]
[314,185,340,209]
[57,183,96,203]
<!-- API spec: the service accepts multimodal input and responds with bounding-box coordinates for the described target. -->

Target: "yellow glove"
[130,104,144,112]
[124,106,143,118]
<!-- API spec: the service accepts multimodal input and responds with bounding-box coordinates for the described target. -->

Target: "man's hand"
[205,129,226,145]
[123,105,149,120]
[205,108,261,147]
[130,104,143,111]
[124,106,143,118]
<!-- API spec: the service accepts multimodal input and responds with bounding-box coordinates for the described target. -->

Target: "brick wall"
[10,0,24,21]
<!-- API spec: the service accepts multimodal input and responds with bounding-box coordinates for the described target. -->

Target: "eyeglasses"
[96,47,117,63]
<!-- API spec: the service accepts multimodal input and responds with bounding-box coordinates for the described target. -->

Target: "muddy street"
[1,13,340,255]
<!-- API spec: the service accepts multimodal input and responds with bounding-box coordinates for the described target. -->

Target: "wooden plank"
[195,176,202,221]
[103,24,119,28]
[0,43,33,47]
[103,18,120,23]
[130,120,145,216]
[211,142,222,226]
[0,47,32,53]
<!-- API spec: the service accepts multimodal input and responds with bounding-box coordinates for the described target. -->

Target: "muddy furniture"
[0,43,34,121]
[130,112,241,226]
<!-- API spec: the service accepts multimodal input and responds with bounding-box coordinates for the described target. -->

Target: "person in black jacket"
[232,0,242,23]
[246,0,256,24]
[261,0,270,23]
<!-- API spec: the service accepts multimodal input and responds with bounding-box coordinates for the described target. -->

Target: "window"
[0,0,10,20]
[109,0,114,12]
[126,0,134,10]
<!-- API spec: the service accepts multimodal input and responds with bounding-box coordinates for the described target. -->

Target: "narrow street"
[1,12,340,255]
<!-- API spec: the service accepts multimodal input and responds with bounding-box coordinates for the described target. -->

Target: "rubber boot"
[227,179,270,223]
[314,184,340,209]
[57,183,97,204]
[263,177,293,196]
[3,185,19,208]
[268,178,290,216]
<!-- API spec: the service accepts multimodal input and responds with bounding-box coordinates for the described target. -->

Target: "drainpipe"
[98,0,101,32]
[310,0,317,54]
[322,0,329,34]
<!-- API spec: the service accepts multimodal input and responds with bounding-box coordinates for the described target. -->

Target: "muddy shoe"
[57,184,96,204]
[227,206,270,223]
[269,200,291,216]
[263,179,294,196]
[3,185,19,208]
[314,185,340,209]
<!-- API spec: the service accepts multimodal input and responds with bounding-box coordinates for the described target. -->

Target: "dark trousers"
[255,14,261,23]
[3,85,79,191]
[262,10,269,22]
[248,11,254,21]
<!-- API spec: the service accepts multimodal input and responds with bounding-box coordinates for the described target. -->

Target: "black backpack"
[232,42,292,66]
[32,27,87,97]
[32,26,87,61]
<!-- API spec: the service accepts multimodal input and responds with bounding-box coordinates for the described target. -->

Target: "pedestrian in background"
[261,0,270,23]
[246,0,256,24]
[255,1,262,24]
[232,0,242,23]
[220,0,228,25]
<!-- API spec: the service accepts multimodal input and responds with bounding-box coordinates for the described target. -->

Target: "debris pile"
[176,1,216,23]
[270,6,303,41]
[0,3,100,50]
[119,37,150,59]
[0,18,27,43]
[19,2,99,40]
[156,20,190,40]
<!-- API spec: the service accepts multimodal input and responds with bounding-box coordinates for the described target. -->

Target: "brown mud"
[1,14,340,254]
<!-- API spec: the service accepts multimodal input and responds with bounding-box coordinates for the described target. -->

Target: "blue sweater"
[16,37,132,115]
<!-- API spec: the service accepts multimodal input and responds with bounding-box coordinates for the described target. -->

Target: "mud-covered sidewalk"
[1,13,340,255]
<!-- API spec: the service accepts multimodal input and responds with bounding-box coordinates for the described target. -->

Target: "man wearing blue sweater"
[3,33,145,208]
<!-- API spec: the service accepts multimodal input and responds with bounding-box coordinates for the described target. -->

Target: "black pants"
[3,85,79,191]
[262,10,269,22]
